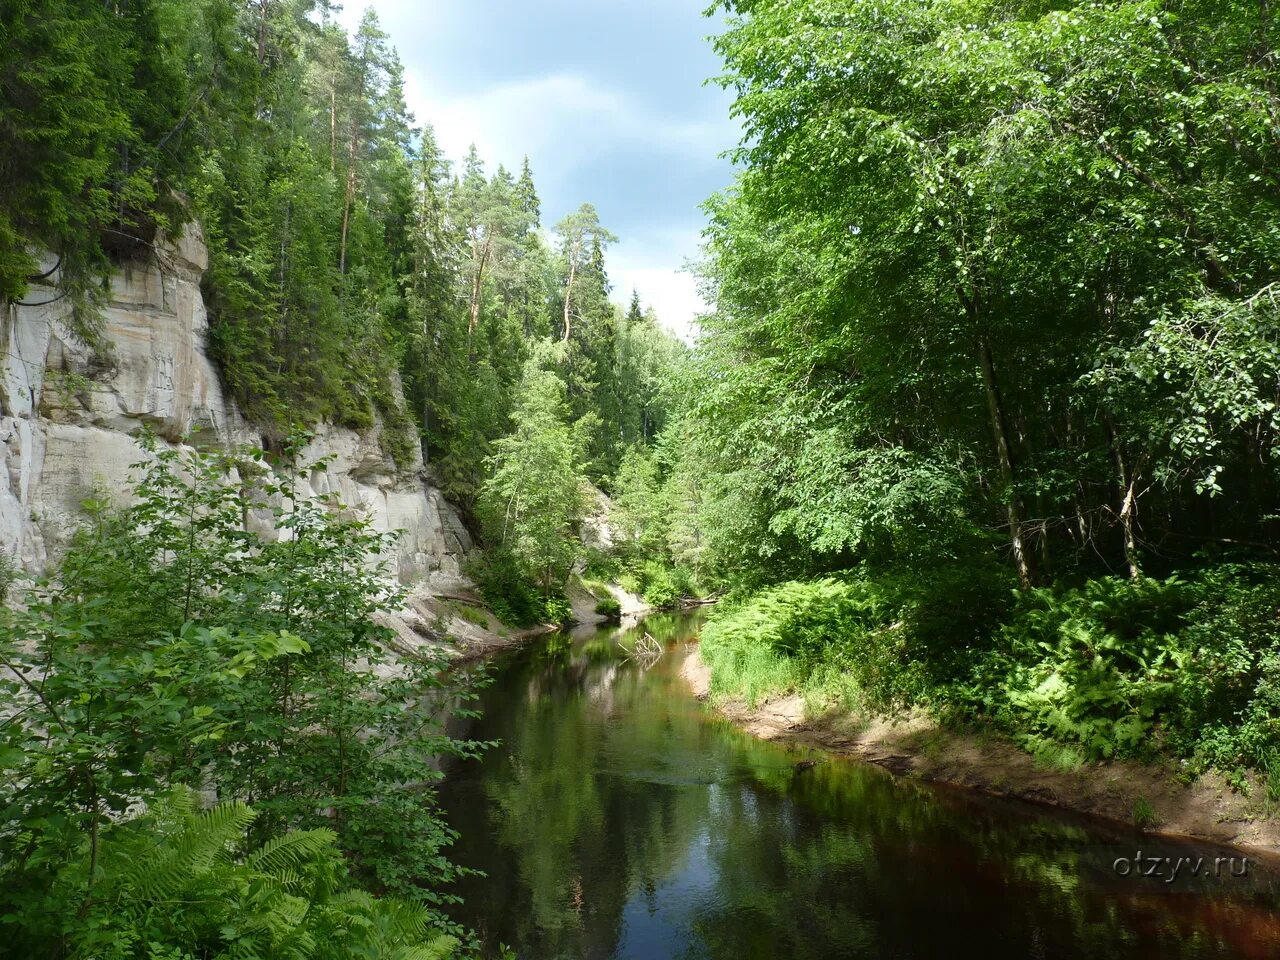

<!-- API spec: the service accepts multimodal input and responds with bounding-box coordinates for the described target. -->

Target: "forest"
[2,0,1280,956]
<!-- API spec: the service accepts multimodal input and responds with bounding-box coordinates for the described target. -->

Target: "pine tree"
[626,289,645,327]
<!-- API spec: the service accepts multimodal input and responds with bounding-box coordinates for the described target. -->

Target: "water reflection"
[438,613,1280,959]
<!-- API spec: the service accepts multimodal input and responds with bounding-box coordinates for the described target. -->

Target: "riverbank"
[378,578,654,665]
[681,645,1280,852]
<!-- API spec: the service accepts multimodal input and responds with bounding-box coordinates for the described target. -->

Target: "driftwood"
[619,631,664,669]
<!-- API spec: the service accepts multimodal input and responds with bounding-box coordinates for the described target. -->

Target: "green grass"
[1028,740,1087,773]
[699,562,1280,787]
[1133,796,1158,829]
[447,601,490,630]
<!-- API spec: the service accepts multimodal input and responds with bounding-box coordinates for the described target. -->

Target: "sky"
[334,0,741,340]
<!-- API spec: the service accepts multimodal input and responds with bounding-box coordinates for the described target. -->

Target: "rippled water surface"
[437,612,1280,959]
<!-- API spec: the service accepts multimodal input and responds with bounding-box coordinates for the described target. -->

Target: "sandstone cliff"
[0,225,471,589]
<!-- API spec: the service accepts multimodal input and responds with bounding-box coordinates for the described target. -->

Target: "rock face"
[0,226,471,587]
[579,488,616,552]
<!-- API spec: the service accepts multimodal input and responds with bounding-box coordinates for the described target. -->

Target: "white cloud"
[407,73,619,171]
[400,69,722,337]
[334,3,735,166]
[331,2,731,340]
[611,266,705,342]
[609,233,708,342]
[403,71,734,177]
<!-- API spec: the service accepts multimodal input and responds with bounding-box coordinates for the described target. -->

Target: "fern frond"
[244,828,338,877]
[392,938,460,960]
[123,795,257,902]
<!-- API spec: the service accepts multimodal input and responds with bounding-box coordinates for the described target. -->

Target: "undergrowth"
[700,562,1280,785]
[468,549,573,628]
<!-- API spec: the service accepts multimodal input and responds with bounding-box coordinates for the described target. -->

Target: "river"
[437,611,1280,959]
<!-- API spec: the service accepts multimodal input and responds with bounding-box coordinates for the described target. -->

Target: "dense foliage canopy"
[0,0,683,492]
[661,0,1280,588]
[617,0,1280,790]
[7,0,1280,949]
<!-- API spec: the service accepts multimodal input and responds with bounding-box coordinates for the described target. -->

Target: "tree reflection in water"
[437,613,1280,960]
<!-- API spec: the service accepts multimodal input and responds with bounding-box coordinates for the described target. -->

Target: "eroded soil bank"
[681,645,1280,853]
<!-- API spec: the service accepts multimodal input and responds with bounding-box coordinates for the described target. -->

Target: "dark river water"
[437,612,1280,959]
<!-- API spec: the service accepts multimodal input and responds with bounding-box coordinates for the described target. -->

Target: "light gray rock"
[0,227,471,586]
[580,487,615,550]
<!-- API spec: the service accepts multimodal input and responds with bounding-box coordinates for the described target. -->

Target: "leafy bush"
[470,549,575,628]
[616,559,699,609]
[7,788,459,959]
[642,563,681,608]
[953,575,1196,760]
[669,565,698,599]
[0,436,479,951]
[470,549,549,627]
[699,592,801,707]
[950,566,1280,773]
[698,561,1274,779]
[700,577,892,707]
[700,563,1013,711]
[594,595,623,621]
[617,571,642,596]
[581,547,621,583]
[1167,565,1280,774]
[541,593,574,626]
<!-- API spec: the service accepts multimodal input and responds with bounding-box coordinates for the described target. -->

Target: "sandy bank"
[681,645,1280,853]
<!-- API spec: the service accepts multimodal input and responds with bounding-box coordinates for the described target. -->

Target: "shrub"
[700,563,1014,712]
[470,548,577,627]
[0,437,477,951]
[617,571,642,596]
[6,787,459,959]
[542,593,574,626]
[699,595,801,707]
[634,559,701,609]
[670,564,699,599]
[581,547,621,582]
[594,595,623,621]
[698,559,1280,780]
[469,549,548,627]
[642,564,680,608]
[953,575,1196,761]
[951,566,1280,772]
[700,577,890,707]
[1167,564,1280,774]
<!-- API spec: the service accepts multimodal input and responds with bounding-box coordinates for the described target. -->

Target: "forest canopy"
[5,0,1280,954]
[648,0,1280,789]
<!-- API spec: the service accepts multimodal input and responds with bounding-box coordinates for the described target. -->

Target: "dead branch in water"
[620,631,664,669]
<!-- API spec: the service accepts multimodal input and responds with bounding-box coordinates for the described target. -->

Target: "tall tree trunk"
[421,396,430,462]
[467,234,492,356]
[420,309,432,462]
[977,332,1033,587]
[329,84,337,173]
[1105,416,1142,580]
[1117,476,1141,581]
[339,126,358,275]
[256,0,270,66]
[562,257,577,342]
